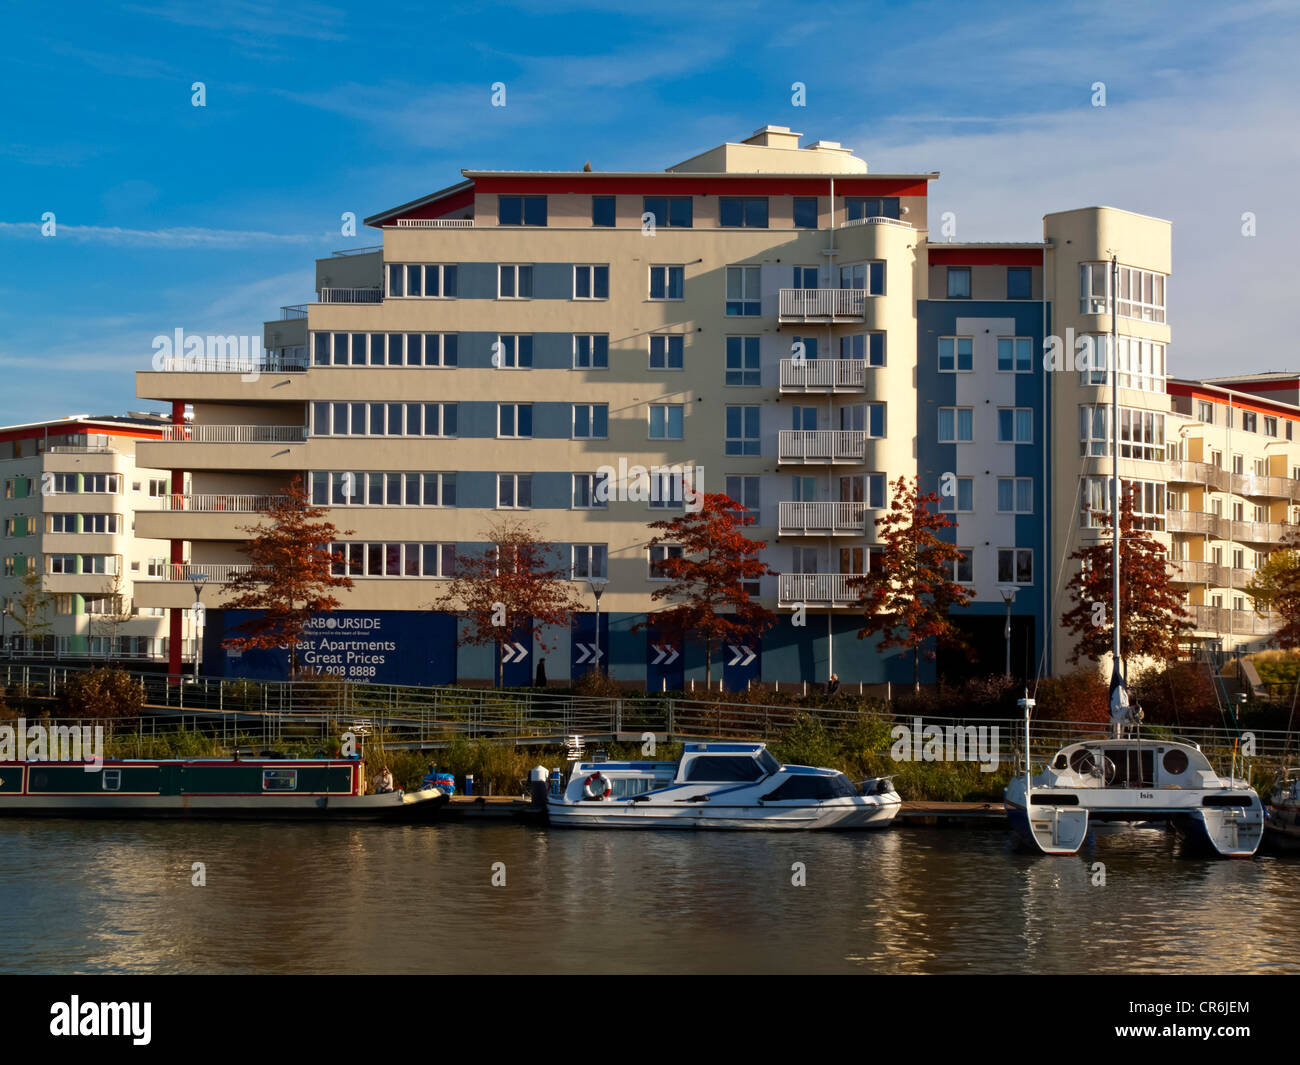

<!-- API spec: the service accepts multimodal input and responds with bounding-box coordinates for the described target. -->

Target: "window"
[498,195,547,226]
[573,472,610,509]
[572,544,608,580]
[49,514,76,534]
[498,474,533,509]
[1242,411,1258,434]
[573,404,608,439]
[1079,406,1165,461]
[840,333,884,366]
[1079,262,1166,322]
[793,198,818,228]
[720,197,769,228]
[938,407,974,443]
[49,473,76,494]
[642,196,692,228]
[998,337,1033,373]
[951,549,974,585]
[845,197,899,221]
[498,264,534,299]
[1264,416,1278,437]
[1198,401,1215,424]
[649,335,684,370]
[262,769,299,792]
[387,263,457,299]
[649,405,684,440]
[998,548,1033,584]
[940,478,974,512]
[82,514,121,534]
[793,266,819,289]
[1007,267,1032,300]
[649,265,684,300]
[726,406,760,456]
[573,334,609,369]
[938,336,973,372]
[83,474,120,494]
[495,335,533,369]
[147,478,169,497]
[648,544,683,579]
[997,478,1033,514]
[648,469,687,509]
[102,769,122,791]
[573,264,609,300]
[997,408,1033,444]
[725,337,761,386]
[839,262,884,294]
[592,195,615,227]
[725,475,760,512]
[725,266,761,316]
[311,402,456,437]
[1081,478,1166,531]
[498,404,533,438]
[82,555,118,575]
[947,267,971,299]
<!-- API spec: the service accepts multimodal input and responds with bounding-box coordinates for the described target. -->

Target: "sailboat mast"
[1111,254,1121,673]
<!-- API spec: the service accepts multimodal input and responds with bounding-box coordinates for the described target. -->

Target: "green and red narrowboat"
[0,758,448,821]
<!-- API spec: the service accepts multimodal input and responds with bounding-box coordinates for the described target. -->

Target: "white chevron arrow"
[728,645,756,666]
[502,641,529,664]
[651,644,680,666]
[576,644,591,664]
[513,642,528,662]
[576,643,603,664]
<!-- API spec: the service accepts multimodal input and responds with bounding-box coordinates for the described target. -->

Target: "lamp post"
[191,573,208,681]
[587,577,608,674]
[999,586,1018,679]
[1,605,7,658]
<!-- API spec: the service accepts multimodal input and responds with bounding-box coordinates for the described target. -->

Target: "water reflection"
[0,820,1295,974]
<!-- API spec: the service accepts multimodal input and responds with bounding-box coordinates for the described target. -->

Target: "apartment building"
[0,414,176,660]
[133,126,1198,688]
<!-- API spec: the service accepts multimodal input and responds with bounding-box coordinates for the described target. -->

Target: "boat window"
[1105,749,1154,788]
[684,756,766,782]
[1052,754,1068,770]
[611,777,661,799]
[102,769,121,792]
[757,750,780,775]
[1068,749,1097,774]
[263,769,298,792]
[764,774,857,801]
[1162,749,1189,776]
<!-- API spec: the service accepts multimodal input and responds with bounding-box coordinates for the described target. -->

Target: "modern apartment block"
[0,414,177,660]
[132,125,1246,688]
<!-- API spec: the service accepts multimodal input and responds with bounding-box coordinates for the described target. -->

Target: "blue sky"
[1,0,1298,425]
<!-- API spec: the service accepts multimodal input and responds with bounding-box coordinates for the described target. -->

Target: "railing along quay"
[3,663,1296,765]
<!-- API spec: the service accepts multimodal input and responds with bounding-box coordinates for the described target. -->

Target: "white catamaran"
[1005,255,1263,858]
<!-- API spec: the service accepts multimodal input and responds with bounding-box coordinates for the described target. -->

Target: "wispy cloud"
[126,0,349,44]
[0,222,328,249]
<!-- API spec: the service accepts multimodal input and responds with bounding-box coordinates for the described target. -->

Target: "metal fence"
[4,663,1298,767]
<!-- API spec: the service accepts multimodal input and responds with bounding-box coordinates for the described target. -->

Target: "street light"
[191,573,208,681]
[999,586,1018,679]
[587,577,608,675]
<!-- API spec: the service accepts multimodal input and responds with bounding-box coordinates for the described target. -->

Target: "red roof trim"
[381,186,475,226]
[928,248,1043,266]
[0,425,164,444]
[1168,381,1300,421]
[470,175,930,197]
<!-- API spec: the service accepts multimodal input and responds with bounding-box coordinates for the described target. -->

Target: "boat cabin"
[1045,740,1220,790]
[674,743,781,783]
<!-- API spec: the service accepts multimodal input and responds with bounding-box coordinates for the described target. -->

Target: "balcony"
[318,287,382,304]
[778,288,865,323]
[1232,471,1300,500]
[778,430,866,465]
[838,216,912,231]
[151,351,309,374]
[148,494,285,512]
[1233,519,1290,545]
[152,564,253,583]
[778,573,863,607]
[1171,560,1253,587]
[280,305,309,320]
[1167,509,1229,538]
[1166,460,1229,492]
[160,425,308,444]
[779,358,867,393]
[1189,604,1280,637]
[778,501,868,536]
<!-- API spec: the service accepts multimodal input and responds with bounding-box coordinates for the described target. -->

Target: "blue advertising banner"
[202,610,457,685]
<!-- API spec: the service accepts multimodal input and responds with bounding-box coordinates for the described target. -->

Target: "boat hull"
[1264,799,1300,852]
[547,796,900,830]
[0,789,449,821]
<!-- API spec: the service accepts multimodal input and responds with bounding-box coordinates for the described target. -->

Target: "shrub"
[1029,668,1109,723]
[56,668,144,721]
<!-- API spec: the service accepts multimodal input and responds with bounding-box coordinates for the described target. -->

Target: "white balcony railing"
[778,573,863,606]
[393,218,473,228]
[778,429,867,464]
[151,494,285,513]
[778,501,868,536]
[156,564,253,583]
[151,351,309,373]
[159,425,308,444]
[318,287,382,304]
[838,215,912,229]
[778,288,866,320]
[1189,605,1281,637]
[778,358,867,392]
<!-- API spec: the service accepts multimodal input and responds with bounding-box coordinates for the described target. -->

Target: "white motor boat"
[1005,733,1262,858]
[548,742,901,830]
[1264,768,1300,851]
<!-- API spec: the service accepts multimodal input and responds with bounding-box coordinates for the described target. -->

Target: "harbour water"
[3,819,1295,974]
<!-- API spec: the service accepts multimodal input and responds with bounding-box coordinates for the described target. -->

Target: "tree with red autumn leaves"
[432,519,582,688]
[1060,485,1192,668]
[220,477,354,675]
[636,492,776,689]
[848,476,972,689]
